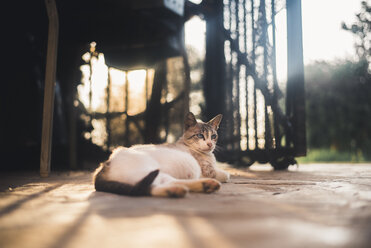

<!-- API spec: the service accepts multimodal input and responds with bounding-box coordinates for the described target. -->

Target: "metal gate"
[204,0,306,169]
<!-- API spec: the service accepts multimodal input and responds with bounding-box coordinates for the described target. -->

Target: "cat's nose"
[207,142,212,148]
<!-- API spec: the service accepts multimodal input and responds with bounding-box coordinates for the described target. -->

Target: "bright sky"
[301,0,363,63]
[185,0,364,82]
[185,0,364,65]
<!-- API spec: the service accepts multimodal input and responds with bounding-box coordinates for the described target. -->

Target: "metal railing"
[213,0,305,169]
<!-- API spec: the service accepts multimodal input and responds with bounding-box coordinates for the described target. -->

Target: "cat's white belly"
[105,145,202,185]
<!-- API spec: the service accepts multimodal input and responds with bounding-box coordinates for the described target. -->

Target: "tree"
[303,1,371,161]
[305,60,371,160]
[342,1,371,62]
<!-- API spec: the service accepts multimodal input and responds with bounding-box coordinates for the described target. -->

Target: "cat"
[93,112,230,198]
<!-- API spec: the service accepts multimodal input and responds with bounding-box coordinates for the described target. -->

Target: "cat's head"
[182,112,222,153]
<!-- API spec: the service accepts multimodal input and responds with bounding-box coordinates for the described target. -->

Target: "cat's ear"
[185,112,197,130]
[207,114,223,130]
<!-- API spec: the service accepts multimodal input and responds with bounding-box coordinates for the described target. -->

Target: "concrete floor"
[0,163,370,248]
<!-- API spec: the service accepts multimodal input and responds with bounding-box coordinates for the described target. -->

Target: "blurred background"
[1,0,370,172]
[299,0,371,163]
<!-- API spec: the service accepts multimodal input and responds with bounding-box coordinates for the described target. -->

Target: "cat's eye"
[211,134,217,139]
[196,133,205,139]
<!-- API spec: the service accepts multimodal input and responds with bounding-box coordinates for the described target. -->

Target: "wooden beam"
[286,0,306,156]
[40,0,59,177]
[203,0,226,121]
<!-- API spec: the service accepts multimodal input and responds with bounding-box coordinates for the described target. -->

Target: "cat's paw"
[216,169,230,183]
[165,186,188,198]
[151,185,188,198]
[202,179,221,193]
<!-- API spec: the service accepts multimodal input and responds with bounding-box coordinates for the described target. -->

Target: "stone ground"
[0,163,371,248]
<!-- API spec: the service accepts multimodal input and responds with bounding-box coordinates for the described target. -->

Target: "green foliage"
[297,149,367,163]
[305,59,371,161]
[304,1,371,162]
[342,1,371,60]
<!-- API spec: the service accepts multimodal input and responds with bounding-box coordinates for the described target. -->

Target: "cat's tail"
[94,164,159,196]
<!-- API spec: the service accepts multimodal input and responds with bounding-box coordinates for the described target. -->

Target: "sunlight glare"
[188,0,202,4]
[90,54,109,112]
[247,76,256,150]
[91,119,107,147]
[187,216,235,248]
[127,69,147,115]
[185,16,205,54]
[239,66,248,151]
[127,70,147,95]
[275,8,288,83]
[108,68,126,112]
[256,90,266,149]
[301,0,360,63]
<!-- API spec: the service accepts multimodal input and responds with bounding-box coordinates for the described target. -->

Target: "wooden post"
[40,0,59,177]
[203,0,226,121]
[144,61,167,144]
[286,0,306,156]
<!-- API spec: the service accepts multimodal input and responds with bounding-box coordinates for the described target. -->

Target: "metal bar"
[243,0,249,150]
[40,0,59,177]
[229,0,233,36]
[243,0,247,54]
[251,0,258,149]
[228,0,235,151]
[259,0,272,149]
[235,0,241,151]
[286,0,306,156]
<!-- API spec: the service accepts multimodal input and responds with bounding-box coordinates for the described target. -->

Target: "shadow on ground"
[0,163,370,248]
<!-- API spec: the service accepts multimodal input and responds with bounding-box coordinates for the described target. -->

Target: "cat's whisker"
[214,144,225,151]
